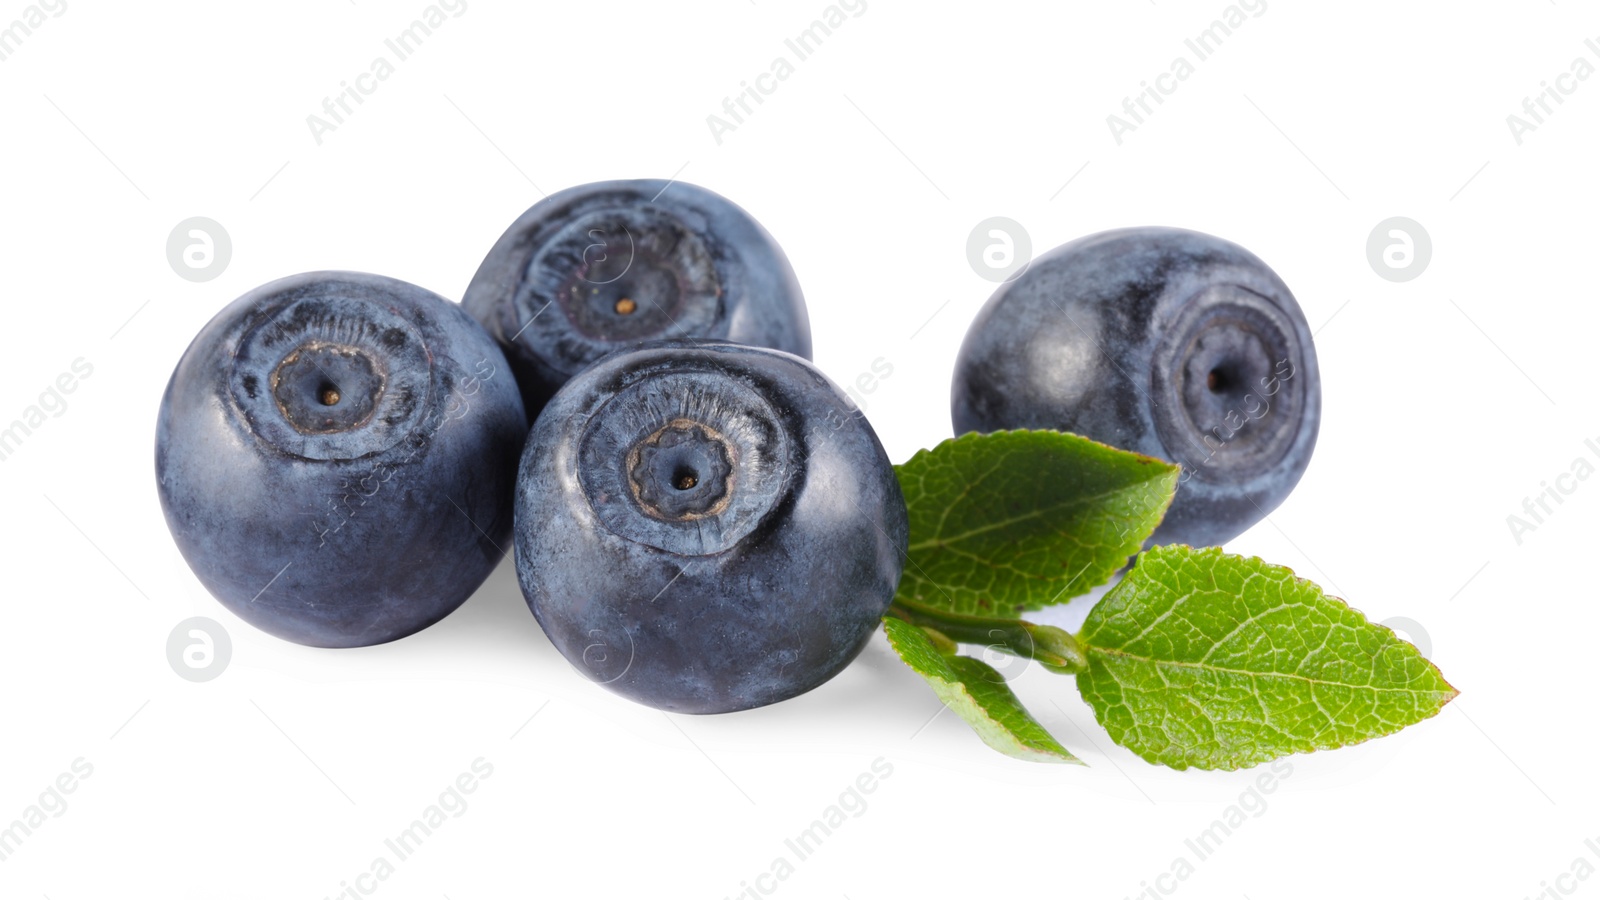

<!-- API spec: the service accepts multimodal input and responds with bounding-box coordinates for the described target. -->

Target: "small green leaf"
[882,617,1081,764]
[1076,545,1458,771]
[894,430,1178,617]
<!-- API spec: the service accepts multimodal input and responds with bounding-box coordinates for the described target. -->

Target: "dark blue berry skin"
[515,341,906,714]
[462,179,811,418]
[951,227,1320,548]
[156,272,527,648]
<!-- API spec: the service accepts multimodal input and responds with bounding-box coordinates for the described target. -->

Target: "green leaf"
[1076,545,1458,771]
[882,617,1081,764]
[894,430,1178,618]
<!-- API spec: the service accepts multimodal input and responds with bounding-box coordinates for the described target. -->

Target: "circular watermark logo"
[1366,217,1431,282]
[167,217,232,283]
[1378,615,1437,684]
[1379,616,1432,659]
[166,616,232,682]
[972,627,1034,683]
[577,617,635,685]
[967,217,1032,283]
[582,225,635,285]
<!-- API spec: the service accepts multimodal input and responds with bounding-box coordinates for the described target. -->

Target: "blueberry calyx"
[271,342,383,435]
[628,419,735,521]
[229,294,432,461]
[576,367,791,557]
[463,179,812,420]
[516,207,722,376]
[1149,284,1307,481]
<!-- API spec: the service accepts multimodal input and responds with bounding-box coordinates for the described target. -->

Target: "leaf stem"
[886,599,1088,673]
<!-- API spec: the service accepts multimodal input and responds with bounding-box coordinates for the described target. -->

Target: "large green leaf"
[1076,546,1458,771]
[894,430,1178,617]
[882,617,1080,764]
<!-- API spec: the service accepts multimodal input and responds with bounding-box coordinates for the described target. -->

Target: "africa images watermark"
[1505,435,1600,546]
[798,356,894,477]
[1176,357,1296,484]
[1105,0,1267,145]
[1123,759,1294,899]
[723,757,894,900]
[1506,37,1600,145]
[0,0,66,63]
[706,0,867,146]
[322,758,493,900]
[306,0,468,145]
[0,758,93,864]
[0,358,94,465]
[312,356,501,547]
[1523,836,1600,900]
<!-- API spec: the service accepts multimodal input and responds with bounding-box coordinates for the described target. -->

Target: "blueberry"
[951,227,1320,547]
[462,179,811,417]
[156,272,528,647]
[515,341,906,714]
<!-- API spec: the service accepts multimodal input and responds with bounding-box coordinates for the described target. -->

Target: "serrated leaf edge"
[894,429,1181,615]
[1077,545,1459,771]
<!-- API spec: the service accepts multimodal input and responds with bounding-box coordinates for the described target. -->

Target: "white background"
[2,1,1595,898]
